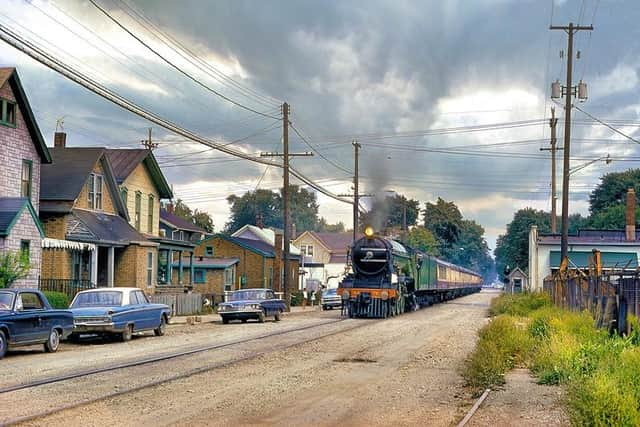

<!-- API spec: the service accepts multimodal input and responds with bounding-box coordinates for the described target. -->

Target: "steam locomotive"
[338,226,482,318]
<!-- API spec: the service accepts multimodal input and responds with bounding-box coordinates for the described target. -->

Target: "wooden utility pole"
[141,127,158,150]
[550,22,593,262]
[352,140,361,242]
[540,107,561,233]
[260,102,312,308]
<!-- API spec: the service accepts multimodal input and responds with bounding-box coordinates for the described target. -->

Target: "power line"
[573,104,640,145]
[289,121,353,174]
[87,0,280,120]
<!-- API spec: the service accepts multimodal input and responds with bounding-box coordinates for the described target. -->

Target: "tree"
[424,197,463,249]
[360,194,420,231]
[494,208,550,282]
[0,251,30,288]
[589,169,640,215]
[193,209,214,233]
[315,218,346,233]
[284,185,320,233]
[587,205,640,229]
[403,226,439,256]
[172,199,193,221]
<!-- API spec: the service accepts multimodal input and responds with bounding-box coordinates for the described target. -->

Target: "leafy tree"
[494,208,550,281]
[424,197,464,247]
[403,226,439,256]
[193,209,214,233]
[315,218,346,233]
[589,169,640,215]
[0,251,30,288]
[284,185,320,233]
[568,213,590,234]
[587,205,640,229]
[360,194,420,231]
[172,199,193,221]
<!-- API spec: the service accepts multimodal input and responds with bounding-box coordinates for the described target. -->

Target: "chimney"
[54,132,66,148]
[626,188,636,241]
[166,202,174,214]
[256,213,264,229]
[273,232,283,292]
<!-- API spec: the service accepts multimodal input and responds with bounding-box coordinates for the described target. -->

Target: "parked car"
[69,288,171,341]
[217,288,285,324]
[0,289,74,359]
[321,288,342,310]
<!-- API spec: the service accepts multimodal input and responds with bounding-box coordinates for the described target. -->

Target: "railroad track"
[1,317,376,426]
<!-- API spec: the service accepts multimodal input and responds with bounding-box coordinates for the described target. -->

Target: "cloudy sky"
[2,0,640,250]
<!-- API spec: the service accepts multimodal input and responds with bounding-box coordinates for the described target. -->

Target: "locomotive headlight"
[364,225,375,238]
[341,290,350,300]
[380,291,389,300]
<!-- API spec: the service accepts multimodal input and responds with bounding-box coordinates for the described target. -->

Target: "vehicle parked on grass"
[0,289,74,359]
[217,288,285,324]
[69,288,171,342]
[321,288,342,310]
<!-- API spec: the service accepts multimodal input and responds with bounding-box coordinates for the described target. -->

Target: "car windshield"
[0,292,14,311]
[228,290,266,301]
[71,291,123,308]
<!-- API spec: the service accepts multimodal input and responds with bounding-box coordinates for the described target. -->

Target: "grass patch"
[464,293,640,424]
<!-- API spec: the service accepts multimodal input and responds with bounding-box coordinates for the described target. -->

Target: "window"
[0,98,16,127]
[193,269,206,284]
[136,290,149,304]
[224,267,235,292]
[135,192,142,230]
[20,160,32,198]
[86,173,103,210]
[205,246,214,257]
[120,187,128,209]
[306,245,314,256]
[147,195,154,233]
[16,292,44,311]
[146,252,153,287]
[129,291,140,305]
[20,240,30,262]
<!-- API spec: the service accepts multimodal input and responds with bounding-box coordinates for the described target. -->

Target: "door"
[134,290,156,330]
[12,292,48,344]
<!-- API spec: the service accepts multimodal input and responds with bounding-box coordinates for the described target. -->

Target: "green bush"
[489,292,551,317]
[43,291,69,309]
[290,291,303,306]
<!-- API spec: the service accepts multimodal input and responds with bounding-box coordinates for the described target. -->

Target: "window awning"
[550,251,638,269]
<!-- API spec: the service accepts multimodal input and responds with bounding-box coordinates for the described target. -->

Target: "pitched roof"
[160,208,206,233]
[0,68,51,163]
[68,209,151,245]
[0,197,44,237]
[106,149,172,199]
[205,234,300,260]
[40,148,128,218]
[232,224,301,255]
[310,232,359,253]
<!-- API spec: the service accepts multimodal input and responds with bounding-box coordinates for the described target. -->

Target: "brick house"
[105,149,180,291]
[293,231,359,288]
[195,233,300,292]
[173,256,238,298]
[39,140,158,292]
[0,67,51,288]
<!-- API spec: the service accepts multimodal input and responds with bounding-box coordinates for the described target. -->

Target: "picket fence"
[149,293,202,316]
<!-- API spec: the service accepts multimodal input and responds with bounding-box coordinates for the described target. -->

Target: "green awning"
[550,251,638,269]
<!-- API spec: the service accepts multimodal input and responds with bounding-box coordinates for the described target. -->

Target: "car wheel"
[258,312,265,323]
[121,325,133,342]
[322,305,327,311]
[154,315,166,336]
[0,330,7,359]
[274,311,281,322]
[44,329,60,353]
[222,317,229,324]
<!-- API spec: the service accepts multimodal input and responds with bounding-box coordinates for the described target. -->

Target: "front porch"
[151,237,195,292]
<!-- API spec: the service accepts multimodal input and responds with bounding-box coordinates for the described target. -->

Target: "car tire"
[44,329,60,353]
[322,305,327,311]
[121,325,133,342]
[0,330,7,359]
[154,315,166,336]
[274,311,281,322]
[222,317,229,324]
[258,312,265,323]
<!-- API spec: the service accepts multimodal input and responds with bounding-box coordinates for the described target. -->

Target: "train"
[338,226,483,318]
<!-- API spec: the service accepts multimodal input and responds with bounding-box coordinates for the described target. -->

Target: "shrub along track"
[0,317,375,426]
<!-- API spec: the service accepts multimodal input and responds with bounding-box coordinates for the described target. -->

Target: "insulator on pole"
[551,80,561,99]
[578,80,588,101]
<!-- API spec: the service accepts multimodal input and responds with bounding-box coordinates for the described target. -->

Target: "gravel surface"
[7,290,499,427]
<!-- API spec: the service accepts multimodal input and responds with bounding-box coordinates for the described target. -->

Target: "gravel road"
[8,290,496,426]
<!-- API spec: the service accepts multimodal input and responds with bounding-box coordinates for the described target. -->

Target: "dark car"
[0,289,74,359]
[321,288,342,310]
[217,288,285,324]
[69,288,171,342]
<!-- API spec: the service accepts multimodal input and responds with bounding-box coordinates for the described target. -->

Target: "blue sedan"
[0,289,74,359]
[217,289,286,324]
[69,288,171,342]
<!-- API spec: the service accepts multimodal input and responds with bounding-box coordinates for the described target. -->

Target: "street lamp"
[569,154,611,176]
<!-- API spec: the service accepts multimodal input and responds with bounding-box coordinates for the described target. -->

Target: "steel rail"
[2,319,374,426]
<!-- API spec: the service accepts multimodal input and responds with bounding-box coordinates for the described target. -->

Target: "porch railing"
[39,278,96,300]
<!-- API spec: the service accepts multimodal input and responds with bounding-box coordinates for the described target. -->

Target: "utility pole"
[141,127,158,150]
[352,140,361,242]
[550,22,593,262]
[540,107,561,233]
[260,102,313,309]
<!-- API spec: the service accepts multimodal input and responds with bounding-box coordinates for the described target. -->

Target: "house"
[173,256,238,297]
[39,140,159,292]
[506,267,527,294]
[106,149,195,291]
[293,231,358,288]
[0,67,51,288]
[195,232,300,292]
[529,189,640,291]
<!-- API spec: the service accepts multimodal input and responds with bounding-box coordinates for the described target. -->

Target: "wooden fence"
[149,293,203,316]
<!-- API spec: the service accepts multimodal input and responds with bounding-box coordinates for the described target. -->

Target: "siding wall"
[0,208,42,288]
[121,162,160,236]
[74,160,117,215]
